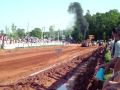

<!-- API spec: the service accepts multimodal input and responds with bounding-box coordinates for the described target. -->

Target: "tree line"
[85,9,120,41]
[0,24,72,41]
[68,2,120,43]
[1,2,120,43]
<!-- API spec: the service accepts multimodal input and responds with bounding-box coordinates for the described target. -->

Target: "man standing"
[102,26,120,90]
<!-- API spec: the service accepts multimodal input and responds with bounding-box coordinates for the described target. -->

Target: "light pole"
[27,23,29,47]
[42,27,45,45]
[43,27,45,39]
[1,34,5,49]
[41,27,43,40]
[42,27,45,39]
[53,25,55,40]
[58,30,60,42]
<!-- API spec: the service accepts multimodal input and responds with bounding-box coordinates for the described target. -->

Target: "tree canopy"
[85,9,120,40]
[29,28,42,39]
[1,3,120,43]
[68,2,120,42]
[49,25,55,40]
[16,28,25,39]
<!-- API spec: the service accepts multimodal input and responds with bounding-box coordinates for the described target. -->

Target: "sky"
[0,0,120,32]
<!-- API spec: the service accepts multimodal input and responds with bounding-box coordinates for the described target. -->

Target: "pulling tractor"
[81,35,94,47]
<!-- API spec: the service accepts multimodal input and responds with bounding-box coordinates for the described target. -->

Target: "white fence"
[3,41,64,49]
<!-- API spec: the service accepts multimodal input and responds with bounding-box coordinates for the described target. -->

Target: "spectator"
[102,26,120,90]
[104,26,120,72]
[102,66,120,90]
[111,27,120,58]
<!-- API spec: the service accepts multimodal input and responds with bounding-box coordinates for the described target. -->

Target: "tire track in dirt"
[0,46,97,86]
[0,47,99,90]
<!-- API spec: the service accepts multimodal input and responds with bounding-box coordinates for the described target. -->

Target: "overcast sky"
[0,0,120,32]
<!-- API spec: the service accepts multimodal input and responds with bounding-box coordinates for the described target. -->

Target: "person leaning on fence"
[102,26,120,90]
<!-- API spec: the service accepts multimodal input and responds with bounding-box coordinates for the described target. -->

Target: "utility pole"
[58,30,60,41]
[1,34,5,49]
[42,27,45,45]
[27,23,29,47]
[43,27,45,39]
[5,26,9,44]
[42,27,45,40]
[27,23,29,35]
[41,27,43,40]
[53,25,55,40]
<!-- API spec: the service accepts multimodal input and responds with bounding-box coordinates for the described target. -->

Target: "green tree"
[5,26,9,36]
[11,23,18,40]
[30,28,42,38]
[0,30,5,49]
[102,32,106,42]
[49,25,55,40]
[44,31,49,39]
[63,28,73,41]
[85,9,120,40]
[16,28,25,39]
[0,30,4,35]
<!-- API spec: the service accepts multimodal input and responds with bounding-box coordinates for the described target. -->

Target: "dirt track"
[0,45,98,85]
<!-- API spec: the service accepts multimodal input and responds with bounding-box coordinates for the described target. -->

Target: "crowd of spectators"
[95,25,120,90]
